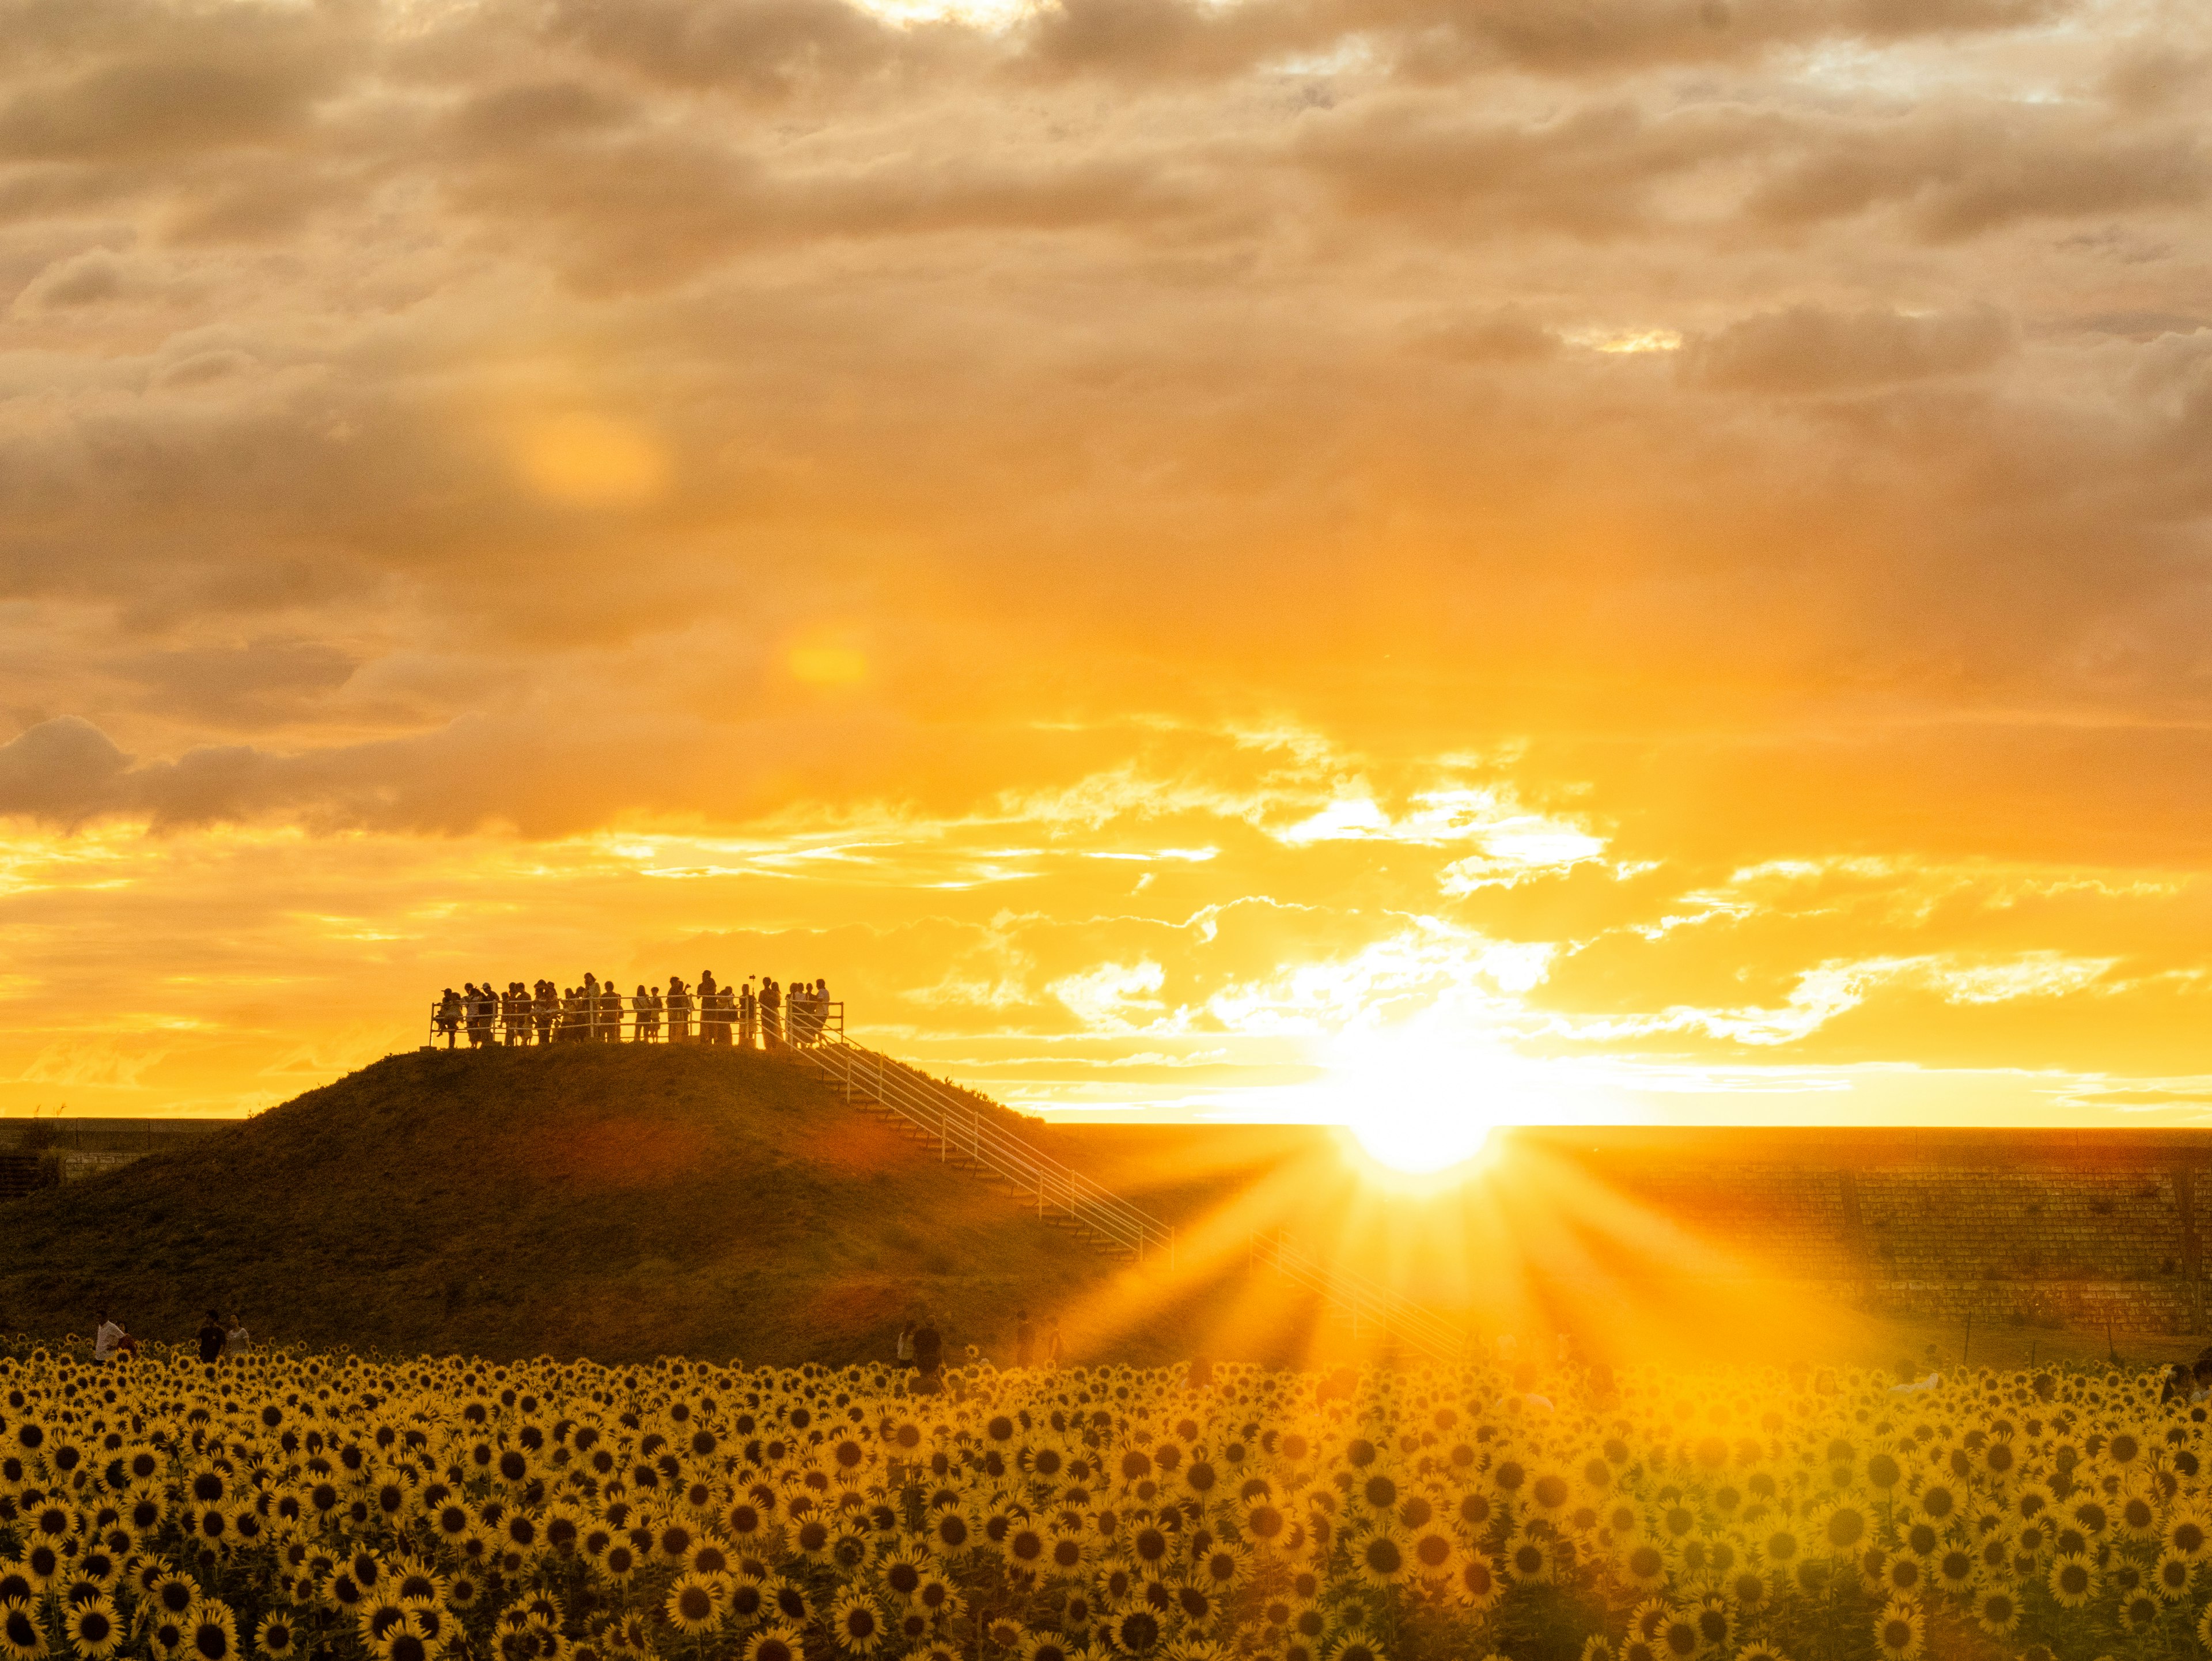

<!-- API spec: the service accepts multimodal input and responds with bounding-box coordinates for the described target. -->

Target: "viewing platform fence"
[426,1000,843,1049]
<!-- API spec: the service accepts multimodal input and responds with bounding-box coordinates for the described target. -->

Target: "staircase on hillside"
[796,1029,1470,1364]
[1249,1229,1466,1364]
[796,1035,1181,1267]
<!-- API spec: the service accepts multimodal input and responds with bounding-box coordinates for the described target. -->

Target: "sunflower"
[1407,1527,1459,1581]
[2047,1553,2095,1608]
[188,1604,237,1661]
[744,1627,805,1661]
[0,1602,44,1661]
[1690,1598,1730,1653]
[1327,1629,1384,1661]
[2156,1550,2194,1599]
[2168,1510,2211,1560]
[1871,1599,1922,1661]
[1452,1554,1501,1611]
[1353,1527,1410,1588]
[767,1576,814,1627]
[1817,1503,1870,1557]
[1503,1535,1551,1584]
[253,1616,297,1660]
[1111,1609,1164,1655]
[723,1576,767,1627]
[2119,1590,2162,1633]
[1972,1586,2018,1637]
[1622,1542,1668,1591]
[1932,1546,1976,1594]
[826,1590,883,1656]
[664,1575,723,1637]
[67,1598,120,1660]
[357,1598,412,1651]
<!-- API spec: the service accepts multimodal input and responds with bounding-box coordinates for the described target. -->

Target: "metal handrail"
[1255,1229,1463,1362]
[425,998,843,1049]
[796,1034,1179,1270]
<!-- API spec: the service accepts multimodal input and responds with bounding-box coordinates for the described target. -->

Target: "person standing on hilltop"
[197,1310,226,1365]
[762,977,783,1049]
[435,988,461,1049]
[738,981,756,1050]
[667,976,690,1044]
[634,985,656,1043]
[600,977,621,1040]
[698,972,719,1044]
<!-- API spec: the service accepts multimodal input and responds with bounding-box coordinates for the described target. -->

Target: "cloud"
[1683,305,2017,394]
[0,0,2207,1120]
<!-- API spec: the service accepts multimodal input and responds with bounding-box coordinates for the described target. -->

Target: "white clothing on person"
[225,1324,251,1355]
[94,1321,124,1361]
[896,1329,914,1362]
[1890,1371,1940,1394]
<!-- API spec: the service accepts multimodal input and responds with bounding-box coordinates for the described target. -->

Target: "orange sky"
[3,0,2211,1128]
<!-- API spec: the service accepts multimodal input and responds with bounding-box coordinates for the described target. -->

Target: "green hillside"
[0,1046,1265,1368]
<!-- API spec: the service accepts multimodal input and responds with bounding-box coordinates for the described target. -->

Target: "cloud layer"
[2,0,2210,1121]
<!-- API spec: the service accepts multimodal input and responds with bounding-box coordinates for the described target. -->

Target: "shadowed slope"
[0,1047,1257,1367]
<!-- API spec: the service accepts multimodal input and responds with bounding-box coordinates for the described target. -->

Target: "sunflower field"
[0,1341,2206,1661]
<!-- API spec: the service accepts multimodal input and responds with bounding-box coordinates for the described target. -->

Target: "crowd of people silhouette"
[430,974,834,1050]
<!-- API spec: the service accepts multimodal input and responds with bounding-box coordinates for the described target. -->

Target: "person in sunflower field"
[94,1309,127,1364]
[226,1313,251,1355]
[911,1316,942,1376]
[197,1310,226,1364]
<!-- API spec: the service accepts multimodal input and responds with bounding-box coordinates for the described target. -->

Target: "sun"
[1320,1027,1513,1179]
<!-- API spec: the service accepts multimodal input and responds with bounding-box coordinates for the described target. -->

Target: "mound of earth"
[0,1046,1285,1368]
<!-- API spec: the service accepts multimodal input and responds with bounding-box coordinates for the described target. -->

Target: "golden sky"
[3,0,2211,1129]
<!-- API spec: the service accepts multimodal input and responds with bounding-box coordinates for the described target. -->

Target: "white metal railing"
[796,1034,1179,1270]
[1253,1229,1464,1363]
[426,997,842,1050]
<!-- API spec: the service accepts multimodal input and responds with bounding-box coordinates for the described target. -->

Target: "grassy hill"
[0,1046,1271,1368]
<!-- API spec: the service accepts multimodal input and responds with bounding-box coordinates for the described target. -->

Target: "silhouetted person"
[635,986,657,1042]
[762,977,783,1049]
[435,989,461,1048]
[912,1318,942,1375]
[896,1321,916,1368]
[667,977,690,1043]
[1014,1310,1034,1368]
[599,977,620,1040]
[1187,1355,1213,1390]
[739,982,756,1049]
[197,1310,226,1364]
[94,1309,125,1364]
